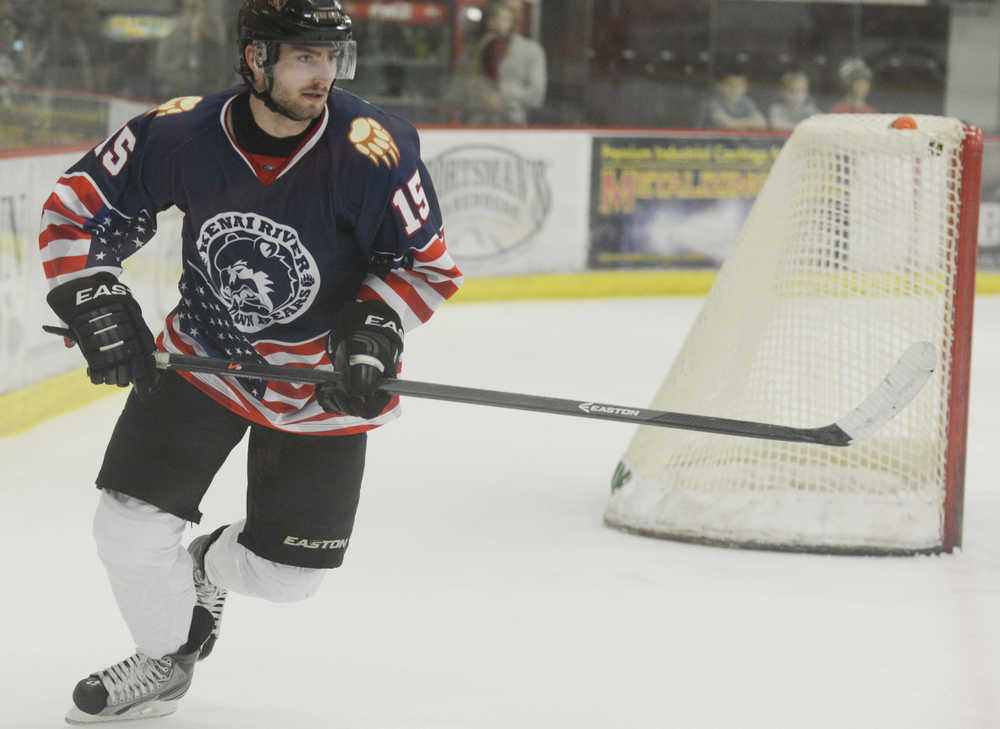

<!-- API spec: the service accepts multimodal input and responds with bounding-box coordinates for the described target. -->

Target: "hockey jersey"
[39,87,463,435]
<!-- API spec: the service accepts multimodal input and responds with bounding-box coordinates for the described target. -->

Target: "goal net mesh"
[605,115,978,553]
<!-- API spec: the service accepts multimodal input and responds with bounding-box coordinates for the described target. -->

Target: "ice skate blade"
[65,699,179,724]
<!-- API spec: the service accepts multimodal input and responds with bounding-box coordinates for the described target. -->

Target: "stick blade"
[834,342,936,444]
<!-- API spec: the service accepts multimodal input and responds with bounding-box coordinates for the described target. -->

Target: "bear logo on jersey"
[349,117,400,168]
[196,213,319,333]
[217,239,286,313]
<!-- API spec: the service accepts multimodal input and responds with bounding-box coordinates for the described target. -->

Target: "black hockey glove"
[317,300,403,419]
[46,273,159,397]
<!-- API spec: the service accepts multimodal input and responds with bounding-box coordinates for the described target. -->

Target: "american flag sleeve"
[39,118,170,291]
[356,158,463,332]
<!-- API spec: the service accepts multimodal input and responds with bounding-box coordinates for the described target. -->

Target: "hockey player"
[39,0,462,723]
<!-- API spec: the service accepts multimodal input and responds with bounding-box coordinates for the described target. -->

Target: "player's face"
[269,44,341,121]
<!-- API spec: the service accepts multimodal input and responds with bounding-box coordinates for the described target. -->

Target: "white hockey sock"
[204,521,325,603]
[92,490,196,660]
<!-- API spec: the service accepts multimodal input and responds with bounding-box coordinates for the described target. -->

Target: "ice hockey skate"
[65,607,212,724]
[188,529,229,660]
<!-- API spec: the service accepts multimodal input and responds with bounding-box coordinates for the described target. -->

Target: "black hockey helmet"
[237,0,357,83]
[238,0,353,45]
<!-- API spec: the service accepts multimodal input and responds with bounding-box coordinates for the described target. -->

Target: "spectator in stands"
[697,61,767,130]
[0,1,25,105]
[152,0,233,100]
[498,0,546,122]
[449,0,547,125]
[768,69,819,130]
[31,0,102,92]
[830,57,876,114]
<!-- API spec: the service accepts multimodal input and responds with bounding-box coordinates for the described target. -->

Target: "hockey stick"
[148,343,935,446]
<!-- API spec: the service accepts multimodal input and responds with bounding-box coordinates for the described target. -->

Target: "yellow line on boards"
[0,367,120,437]
[453,270,1000,301]
[452,270,719,301]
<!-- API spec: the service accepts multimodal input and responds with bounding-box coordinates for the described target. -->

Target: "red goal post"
[943,121,983,552]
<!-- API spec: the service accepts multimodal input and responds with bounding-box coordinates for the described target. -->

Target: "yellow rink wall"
[4,268,999,438]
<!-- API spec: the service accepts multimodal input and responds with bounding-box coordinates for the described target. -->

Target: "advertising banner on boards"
[588,134,783,269]
[419,129,591,278]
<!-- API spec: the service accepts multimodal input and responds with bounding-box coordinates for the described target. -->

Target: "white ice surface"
[2,297,999,729]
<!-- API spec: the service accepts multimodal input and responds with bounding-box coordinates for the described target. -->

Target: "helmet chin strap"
[248,80,308,122]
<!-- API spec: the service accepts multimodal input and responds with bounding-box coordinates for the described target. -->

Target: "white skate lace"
[99,653,173,706]
[193,563,227,636]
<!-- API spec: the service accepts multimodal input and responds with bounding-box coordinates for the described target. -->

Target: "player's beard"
[269,81,330,122]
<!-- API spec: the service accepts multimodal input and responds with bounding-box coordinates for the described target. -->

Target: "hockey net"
[605,115,983,554]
